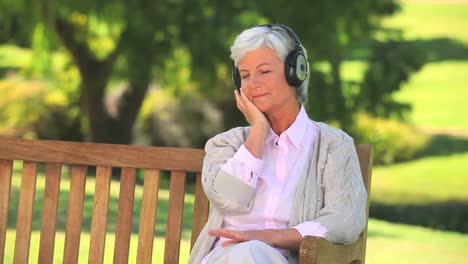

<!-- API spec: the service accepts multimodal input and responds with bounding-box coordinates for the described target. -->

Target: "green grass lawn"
[347,0,468,234]
[383,2,468,130]
[383,2,468,44]
[341,2,468,130]
[367,219,468,264]
[394,61,468,130]
[363,1,468,235]
[341,60,468,130]
[369,151,468,232]
[372,152,468,204]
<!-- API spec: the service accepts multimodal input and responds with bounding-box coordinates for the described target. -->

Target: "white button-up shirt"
[205,106,327,260]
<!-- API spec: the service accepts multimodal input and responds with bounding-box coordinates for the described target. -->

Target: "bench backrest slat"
[137,169,161,264]
[164,171,187,264]
[14,161,38,264]
[0,160,13,263]
[356,144,373,264]
[38,163,62,264]
[63,165,87,264]
[113,167,137,264]
[89,166,112,264]
[191,172,209,249]
[0,138,203,171]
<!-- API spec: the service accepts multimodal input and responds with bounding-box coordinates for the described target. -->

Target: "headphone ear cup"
[232,63,242,89]
[285,50,307,87]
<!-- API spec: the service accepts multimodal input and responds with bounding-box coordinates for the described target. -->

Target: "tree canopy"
[0,0,425,145]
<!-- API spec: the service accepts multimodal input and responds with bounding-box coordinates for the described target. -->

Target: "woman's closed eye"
[241,70,270,80]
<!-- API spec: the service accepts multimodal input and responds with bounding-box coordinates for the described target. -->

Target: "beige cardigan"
[188,122,367,264]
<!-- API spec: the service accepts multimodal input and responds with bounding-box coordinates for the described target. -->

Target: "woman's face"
[238,47,297,115]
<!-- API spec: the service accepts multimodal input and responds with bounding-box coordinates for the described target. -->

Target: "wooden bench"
[0,137,372,264]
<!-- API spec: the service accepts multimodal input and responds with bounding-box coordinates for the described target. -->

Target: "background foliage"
[1,0,426,151]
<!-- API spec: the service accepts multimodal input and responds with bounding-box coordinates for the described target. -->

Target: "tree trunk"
[79,60,113,143]
[79,52,151,144]
[107,32,155,144]
[51,17,149,144]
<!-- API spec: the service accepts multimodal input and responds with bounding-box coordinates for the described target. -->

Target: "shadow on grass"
[346,37,468,62]
[410,37,468,62]
[416,134,468,158]
[370,200,468,233]
[367,228,402,239]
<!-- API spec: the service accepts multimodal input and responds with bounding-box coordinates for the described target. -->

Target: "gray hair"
[230,25,310,104]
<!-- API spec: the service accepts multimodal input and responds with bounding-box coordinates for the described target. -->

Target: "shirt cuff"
[232,144,264,173]
[219,144,263,186]
[292,221,328,238]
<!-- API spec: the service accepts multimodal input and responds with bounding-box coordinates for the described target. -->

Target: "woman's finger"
[210,229,248,243]
[209,229,234,238]
[234,90,245,109]
[234,90,249,118]
[221,239,243,247]
[239,88,252,106]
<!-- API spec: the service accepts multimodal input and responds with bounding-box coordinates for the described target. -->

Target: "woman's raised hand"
[234,88,269,129]
[234,88,270,158]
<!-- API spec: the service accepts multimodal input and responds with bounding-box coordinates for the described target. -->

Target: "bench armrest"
[299,235,364,264]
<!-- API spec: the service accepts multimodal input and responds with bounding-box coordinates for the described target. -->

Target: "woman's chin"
[253,103,270,113]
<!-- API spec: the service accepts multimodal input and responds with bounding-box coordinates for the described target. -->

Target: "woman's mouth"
[252,93,268,99]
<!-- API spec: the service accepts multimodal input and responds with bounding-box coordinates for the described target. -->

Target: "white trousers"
[204,240,289,264]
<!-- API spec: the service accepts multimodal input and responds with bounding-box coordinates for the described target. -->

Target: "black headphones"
[232,23,308,90]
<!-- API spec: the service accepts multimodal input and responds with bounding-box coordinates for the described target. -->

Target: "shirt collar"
[264,105,310,149]
[284,105,309,149]
[265,128,276,144]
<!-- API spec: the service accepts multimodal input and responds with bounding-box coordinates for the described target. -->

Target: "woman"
[189,24,367,264]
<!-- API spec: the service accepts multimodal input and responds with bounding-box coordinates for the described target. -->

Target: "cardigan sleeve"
[314,133,367,244]
[201,128,257,215]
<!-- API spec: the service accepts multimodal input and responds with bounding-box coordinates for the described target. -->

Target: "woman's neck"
[266,102,301,135]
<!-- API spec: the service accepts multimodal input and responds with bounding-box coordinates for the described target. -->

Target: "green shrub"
[136,88,223,149]
[0,74,47,138]
[0,74,82,141]
[350,113,429,165]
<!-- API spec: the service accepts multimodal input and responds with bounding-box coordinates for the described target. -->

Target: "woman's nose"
[245,75,262,89]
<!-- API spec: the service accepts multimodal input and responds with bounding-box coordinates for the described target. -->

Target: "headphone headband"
[255,23,303,49]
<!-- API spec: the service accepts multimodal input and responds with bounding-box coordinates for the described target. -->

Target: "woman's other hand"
[208,228,302,250]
